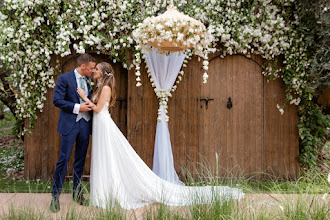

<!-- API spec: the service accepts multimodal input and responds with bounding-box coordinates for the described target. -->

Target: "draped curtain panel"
[144,48,185,185]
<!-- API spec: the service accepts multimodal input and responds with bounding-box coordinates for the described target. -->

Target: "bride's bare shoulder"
[101,85,111,93]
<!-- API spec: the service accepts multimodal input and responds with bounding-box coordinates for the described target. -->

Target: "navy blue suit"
[52,70,92,198]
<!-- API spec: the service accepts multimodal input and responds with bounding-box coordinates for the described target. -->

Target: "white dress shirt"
[73,69,91,122]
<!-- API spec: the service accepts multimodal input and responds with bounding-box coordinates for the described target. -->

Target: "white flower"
[277,104,285,115]
[322,193,328,200]
[136,82,142,87]
[177,33,184,41]
[156,24,163,31]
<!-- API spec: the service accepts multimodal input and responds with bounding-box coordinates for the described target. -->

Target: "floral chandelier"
[132,0,214,122]
[142,2,207,52]
[133,0,214,87]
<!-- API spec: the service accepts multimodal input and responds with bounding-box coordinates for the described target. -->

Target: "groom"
[50,54,96,212]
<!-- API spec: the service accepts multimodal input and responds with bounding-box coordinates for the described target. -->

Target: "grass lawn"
[0,178,328,220]
[0,179,90,194]
[1,175,328,219]
[0,178,328,194]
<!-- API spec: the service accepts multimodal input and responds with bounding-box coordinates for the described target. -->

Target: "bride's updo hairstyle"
[93,62,116,108]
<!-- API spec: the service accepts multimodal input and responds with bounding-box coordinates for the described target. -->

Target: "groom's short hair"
[77,54,96,66]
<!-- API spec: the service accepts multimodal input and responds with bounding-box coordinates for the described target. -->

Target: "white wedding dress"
[89,102,244,210]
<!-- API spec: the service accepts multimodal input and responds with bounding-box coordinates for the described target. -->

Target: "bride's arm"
[77,86,111,113]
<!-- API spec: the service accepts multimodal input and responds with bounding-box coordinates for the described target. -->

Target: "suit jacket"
[53,71,93,135]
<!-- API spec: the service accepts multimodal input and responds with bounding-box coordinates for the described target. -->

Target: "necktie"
[80,76,86,101]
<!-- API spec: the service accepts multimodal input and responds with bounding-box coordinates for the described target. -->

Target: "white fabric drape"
[144,48,185,185]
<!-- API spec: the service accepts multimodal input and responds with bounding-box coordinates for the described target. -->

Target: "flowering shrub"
[0,146,24,178]
[0,0,328,167]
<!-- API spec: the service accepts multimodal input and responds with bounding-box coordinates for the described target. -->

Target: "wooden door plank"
[226,57,234,179]
[185,56,200,181]
[255,55,264,180]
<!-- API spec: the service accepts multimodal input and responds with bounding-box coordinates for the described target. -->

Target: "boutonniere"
[86,77,94,91]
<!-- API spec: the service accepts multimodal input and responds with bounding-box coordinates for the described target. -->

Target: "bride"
[77,62,243,210]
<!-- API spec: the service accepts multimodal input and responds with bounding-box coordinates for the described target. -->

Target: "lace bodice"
[99,102,110,114]
[91,94,109,114]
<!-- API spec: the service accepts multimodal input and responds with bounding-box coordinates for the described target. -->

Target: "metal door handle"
[198,98,214,109]
[227,97,232,109]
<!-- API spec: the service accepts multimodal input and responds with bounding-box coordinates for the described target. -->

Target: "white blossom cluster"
[0,0,61,127]
[132,2,214,87]
[132,15,213,56]
[0,0,309,132]
[155,89,171,122]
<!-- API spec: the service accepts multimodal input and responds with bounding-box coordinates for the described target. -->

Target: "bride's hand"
[86,100,96,108]
[77,87,86,98]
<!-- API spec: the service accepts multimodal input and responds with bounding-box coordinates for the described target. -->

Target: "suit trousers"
[52,118,90,198]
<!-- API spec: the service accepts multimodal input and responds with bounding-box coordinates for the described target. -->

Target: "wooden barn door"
[62,54,128,177]
[166,54,298,180]
[157,54,265,180]
[124,53,298,182]
[198,55,263,179]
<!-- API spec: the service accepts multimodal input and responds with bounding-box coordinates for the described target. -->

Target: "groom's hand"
[80,102,93,112]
